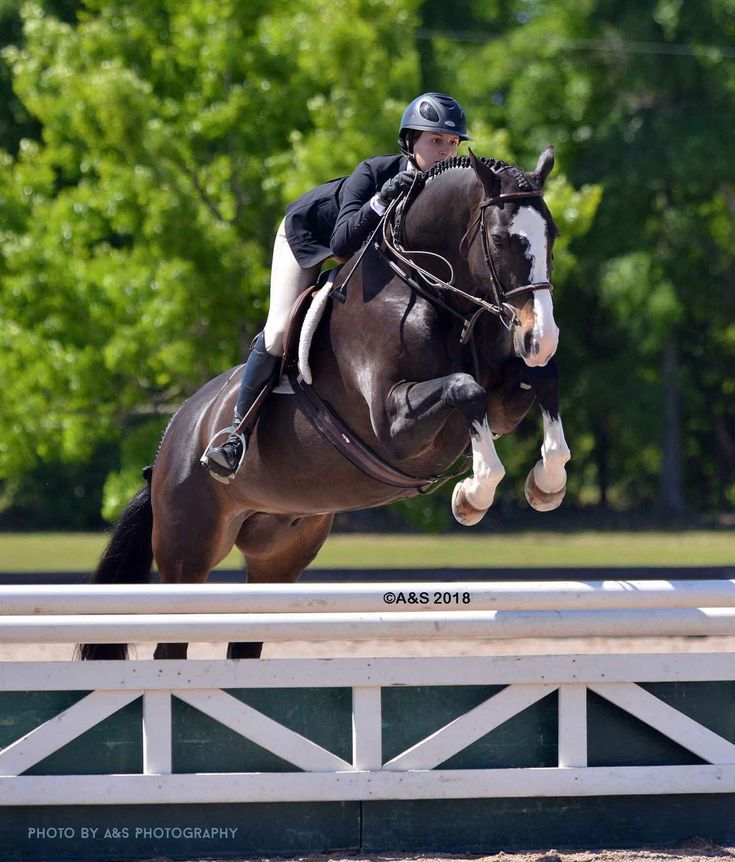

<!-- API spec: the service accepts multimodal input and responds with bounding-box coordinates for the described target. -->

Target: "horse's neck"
[402,172,477,256]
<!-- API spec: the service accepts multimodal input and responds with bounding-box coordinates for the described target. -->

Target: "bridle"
[383,179,554,336]
[469,189,554,311]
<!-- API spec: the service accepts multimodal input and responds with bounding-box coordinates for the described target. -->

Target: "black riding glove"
[377,170,417,207]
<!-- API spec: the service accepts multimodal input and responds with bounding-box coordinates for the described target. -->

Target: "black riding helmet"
[398,92,471,155]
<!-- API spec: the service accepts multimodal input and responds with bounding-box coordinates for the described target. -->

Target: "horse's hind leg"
[227,512,334,659]
[152,494,243,660]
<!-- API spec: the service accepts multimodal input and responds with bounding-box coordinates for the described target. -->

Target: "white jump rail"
[2,608,735,642]
[1,579,734,613]
[1,580,735,642]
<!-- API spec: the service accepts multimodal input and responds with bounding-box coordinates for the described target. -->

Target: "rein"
[384,185,553,336]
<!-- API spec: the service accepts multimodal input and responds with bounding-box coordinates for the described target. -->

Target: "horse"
[78,148,571,661]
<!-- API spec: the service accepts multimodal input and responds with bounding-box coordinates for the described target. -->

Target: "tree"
[418,0,735,513]
[0,0,423,521]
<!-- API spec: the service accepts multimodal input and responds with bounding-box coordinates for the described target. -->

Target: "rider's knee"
[263,326,284,357]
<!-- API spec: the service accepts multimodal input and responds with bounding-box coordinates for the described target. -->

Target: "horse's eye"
[491,233,506,246]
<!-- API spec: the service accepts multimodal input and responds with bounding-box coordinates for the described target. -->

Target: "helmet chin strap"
[400,148,420,171]
[399,132,422,168]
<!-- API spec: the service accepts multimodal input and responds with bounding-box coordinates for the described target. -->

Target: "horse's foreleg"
[384,372,487,454]
[523,362,571,511]
[451,417,505,526]
[383,373,505,526]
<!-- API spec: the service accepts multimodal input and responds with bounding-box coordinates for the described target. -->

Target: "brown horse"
[79,149,571,661]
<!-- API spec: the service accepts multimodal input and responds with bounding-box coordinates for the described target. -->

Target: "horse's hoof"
[524,464,566,512]
[451,482,488,526]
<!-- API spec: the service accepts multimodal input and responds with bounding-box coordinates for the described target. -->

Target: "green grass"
[0,530,733,572]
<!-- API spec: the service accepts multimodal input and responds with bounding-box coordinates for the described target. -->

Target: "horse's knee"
[442,374,487,425]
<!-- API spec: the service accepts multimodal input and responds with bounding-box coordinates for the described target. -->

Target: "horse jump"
[1,579,734,859]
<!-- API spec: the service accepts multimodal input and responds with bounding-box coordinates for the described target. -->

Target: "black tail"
[76,482,153,661]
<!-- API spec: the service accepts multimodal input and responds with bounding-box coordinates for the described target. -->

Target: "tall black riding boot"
[202,332,281,482]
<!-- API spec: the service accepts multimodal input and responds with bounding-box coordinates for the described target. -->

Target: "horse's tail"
[76,473,154,661]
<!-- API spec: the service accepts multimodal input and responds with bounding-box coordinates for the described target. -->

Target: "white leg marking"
[462,418,506,509]
[533,411,571,494]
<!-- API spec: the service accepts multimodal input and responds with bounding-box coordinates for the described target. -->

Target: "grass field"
[0,530,733,572]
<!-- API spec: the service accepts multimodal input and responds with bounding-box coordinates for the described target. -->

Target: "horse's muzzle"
[514,289,559,367]
[519,329,558,367]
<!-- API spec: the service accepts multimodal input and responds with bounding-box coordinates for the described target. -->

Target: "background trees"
[0,0,732,528]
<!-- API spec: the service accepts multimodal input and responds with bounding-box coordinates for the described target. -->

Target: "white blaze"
[508,206,559,367]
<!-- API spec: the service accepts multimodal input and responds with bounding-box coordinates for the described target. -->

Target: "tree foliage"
[0,0,423,520]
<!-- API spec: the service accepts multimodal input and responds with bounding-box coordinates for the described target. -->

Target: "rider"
[203,92,470,482]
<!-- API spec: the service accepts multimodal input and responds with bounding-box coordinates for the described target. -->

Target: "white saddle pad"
[297,270,337,385]
[271,271,337,394]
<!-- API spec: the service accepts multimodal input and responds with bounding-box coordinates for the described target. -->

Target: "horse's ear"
[468,148,501,199]
[530,145,554,188]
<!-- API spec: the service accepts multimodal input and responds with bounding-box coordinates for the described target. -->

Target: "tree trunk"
[659,338,685,513]
[593,421,609,508]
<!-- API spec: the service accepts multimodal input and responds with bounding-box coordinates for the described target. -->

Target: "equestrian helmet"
[398,93,470,152]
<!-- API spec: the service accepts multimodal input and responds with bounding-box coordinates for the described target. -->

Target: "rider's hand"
[377,170,418,206]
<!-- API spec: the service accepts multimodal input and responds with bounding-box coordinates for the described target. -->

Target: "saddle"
[281,285,318,378]
[236,270,336,436]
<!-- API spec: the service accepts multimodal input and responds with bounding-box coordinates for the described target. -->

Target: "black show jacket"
[284,154,408,268]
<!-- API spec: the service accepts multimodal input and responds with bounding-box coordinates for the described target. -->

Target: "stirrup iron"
[200,425,247,484]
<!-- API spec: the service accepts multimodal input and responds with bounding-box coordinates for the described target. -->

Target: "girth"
[287,366,470,493]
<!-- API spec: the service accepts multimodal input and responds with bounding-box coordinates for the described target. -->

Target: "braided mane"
[423,155,533,191]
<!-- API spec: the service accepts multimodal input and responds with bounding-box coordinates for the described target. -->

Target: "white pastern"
[533,411,571,494]
[508,207,559,366]
[462,418,506,509]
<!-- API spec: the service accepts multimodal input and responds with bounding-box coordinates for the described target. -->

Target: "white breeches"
[263,218,321,356]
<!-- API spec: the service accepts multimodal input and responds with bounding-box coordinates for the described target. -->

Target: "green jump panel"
[362,795,735,852]
[0,802,360,862]
[2,681,735,857]
[0,692,143,774]
[382,684,558,767]
[173,687,352,773]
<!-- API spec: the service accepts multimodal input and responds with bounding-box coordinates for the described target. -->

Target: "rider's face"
[412,131,461,170]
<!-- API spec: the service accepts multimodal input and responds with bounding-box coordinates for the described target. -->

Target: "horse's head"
[462,148,559,367]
